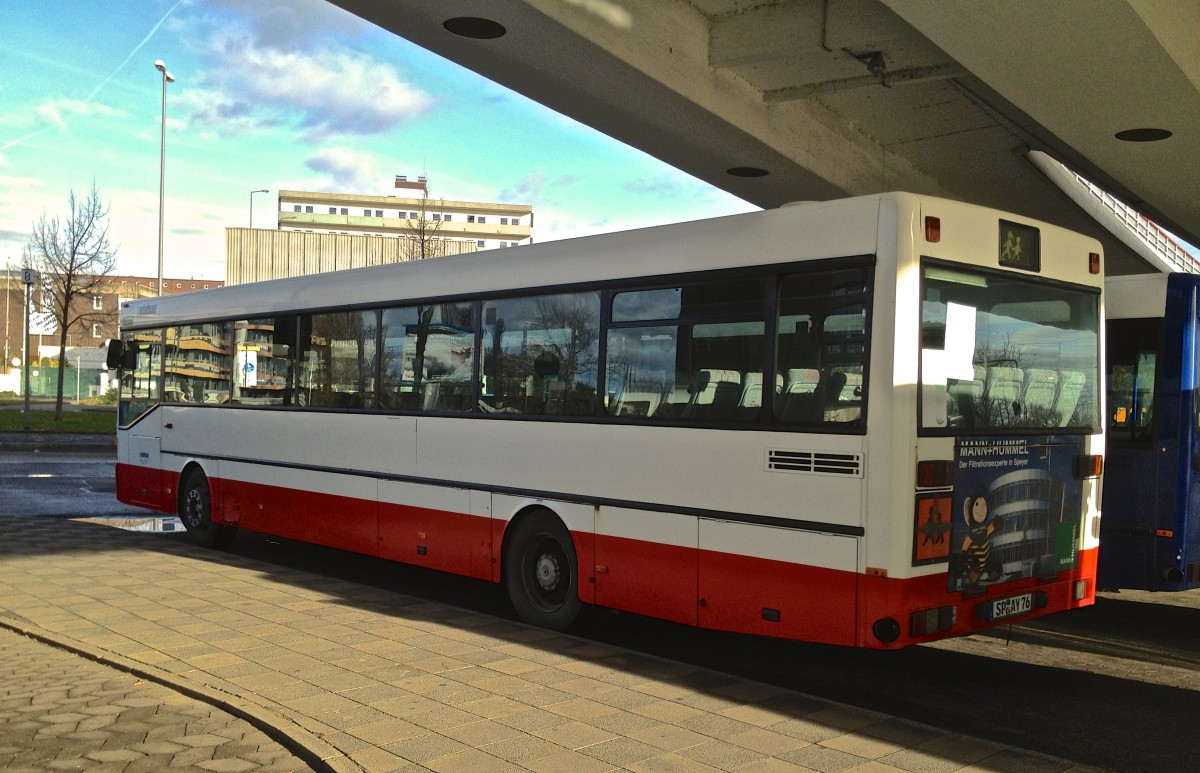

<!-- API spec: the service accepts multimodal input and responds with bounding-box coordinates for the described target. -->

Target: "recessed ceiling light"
[727,166,769,178]
[1115,128,1172,142]
[443,17,507,40]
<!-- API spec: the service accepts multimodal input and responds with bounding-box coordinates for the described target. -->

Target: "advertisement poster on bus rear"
[948,436,1081,595]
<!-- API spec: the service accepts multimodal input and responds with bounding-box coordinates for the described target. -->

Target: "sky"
[0,0,758,281]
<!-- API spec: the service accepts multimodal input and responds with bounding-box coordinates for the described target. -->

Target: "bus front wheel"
[179,470,236,549]
[504,510,581,631]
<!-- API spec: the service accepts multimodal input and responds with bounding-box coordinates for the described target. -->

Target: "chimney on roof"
[394,175,428,194]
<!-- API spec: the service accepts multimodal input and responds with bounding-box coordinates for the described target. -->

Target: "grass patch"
[0,408,116,434]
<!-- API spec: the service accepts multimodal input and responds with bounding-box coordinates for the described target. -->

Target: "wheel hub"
[534,553,559,592]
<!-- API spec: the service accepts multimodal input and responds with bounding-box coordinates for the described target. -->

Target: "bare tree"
[23,184,118,420]
[401,187,448,260]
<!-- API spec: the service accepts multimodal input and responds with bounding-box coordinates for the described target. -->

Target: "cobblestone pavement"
[0,627,313,772]
[0,517,1106,773]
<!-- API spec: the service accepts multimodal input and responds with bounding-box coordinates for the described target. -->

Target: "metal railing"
[1074,172,1200,274]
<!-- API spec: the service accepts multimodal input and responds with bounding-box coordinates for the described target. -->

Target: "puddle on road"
[74,515,185,533]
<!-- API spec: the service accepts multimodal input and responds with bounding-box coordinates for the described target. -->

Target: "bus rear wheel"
[179,470,236,549]
[504,510,581,631]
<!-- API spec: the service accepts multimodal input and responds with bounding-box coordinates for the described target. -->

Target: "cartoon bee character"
[960,491,1003,591]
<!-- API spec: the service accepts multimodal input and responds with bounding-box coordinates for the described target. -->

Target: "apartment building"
[277,175,534,251]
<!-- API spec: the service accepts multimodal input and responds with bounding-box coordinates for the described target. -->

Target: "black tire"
[504,509,582,631]
[178,470,236,549]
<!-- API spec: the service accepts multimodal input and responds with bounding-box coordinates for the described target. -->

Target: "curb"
[0,617,358,773]
[0,432,115,454]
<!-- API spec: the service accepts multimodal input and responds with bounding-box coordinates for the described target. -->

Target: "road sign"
[21,268,37,285]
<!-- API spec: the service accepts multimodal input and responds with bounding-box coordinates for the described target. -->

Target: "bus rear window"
[920,263,1100,433]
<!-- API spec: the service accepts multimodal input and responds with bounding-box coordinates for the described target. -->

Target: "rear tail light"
[916,460,954,488]
[1074,454,1102,479]
[910,605,956,637]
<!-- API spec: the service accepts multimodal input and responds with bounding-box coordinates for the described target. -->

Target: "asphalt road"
[0,451,142,517]
[6,448,1199,772]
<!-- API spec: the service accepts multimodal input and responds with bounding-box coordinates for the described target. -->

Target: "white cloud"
[177,12,434,142]
[303,147,385,192]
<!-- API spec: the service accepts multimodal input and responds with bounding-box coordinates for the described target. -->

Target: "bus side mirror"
[106,339,124,370]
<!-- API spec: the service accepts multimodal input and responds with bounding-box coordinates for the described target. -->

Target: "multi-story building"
[277,175,533,251]
[1,270,223,379]
[226,176,535,286]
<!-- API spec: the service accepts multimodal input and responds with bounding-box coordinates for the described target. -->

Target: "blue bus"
[1103,272,1200,591]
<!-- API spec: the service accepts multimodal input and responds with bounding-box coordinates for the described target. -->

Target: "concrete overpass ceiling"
[330,0,1198,276]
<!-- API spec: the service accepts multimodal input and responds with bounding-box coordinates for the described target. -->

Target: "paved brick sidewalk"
[0,627,312,771]
[0,517,1105,773]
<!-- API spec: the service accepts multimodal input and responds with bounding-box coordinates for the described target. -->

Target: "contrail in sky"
[2,0,185,152]
[83,0,187,103]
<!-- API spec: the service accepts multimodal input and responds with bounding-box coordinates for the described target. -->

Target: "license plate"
[988,593,1033,620]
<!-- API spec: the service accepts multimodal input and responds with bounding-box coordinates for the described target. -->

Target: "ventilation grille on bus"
[768,449,862,477]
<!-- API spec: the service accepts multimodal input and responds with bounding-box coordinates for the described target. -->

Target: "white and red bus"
[110,193,1105,649]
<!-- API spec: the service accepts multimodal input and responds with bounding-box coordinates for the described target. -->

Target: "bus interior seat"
[737,372,782,409]
[615,390,662,417]
[784,368,821,394]
[651,386,692,419]
[1054,371,1086,425]
[1021,369,1059,414]
[737,372,782,420]
[987,366,1023,419]
[948,367,984,426]
[823,372,847,406]
[778,368,822,423]
[682,369,741,419]
[841,372,862,401]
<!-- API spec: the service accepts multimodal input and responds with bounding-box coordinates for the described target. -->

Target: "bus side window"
[775,267,870,427]
[118,331,164,426]
[482,292,600,417]
[298,310,378,410]
[1106,318,1159,441]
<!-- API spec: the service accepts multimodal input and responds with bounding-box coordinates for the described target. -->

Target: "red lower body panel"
[115,462,1097,649]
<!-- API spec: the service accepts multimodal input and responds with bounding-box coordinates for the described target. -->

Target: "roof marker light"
[925,216,940,243]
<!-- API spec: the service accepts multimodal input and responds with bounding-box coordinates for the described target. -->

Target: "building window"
[477,240,485,247]
[305,206,313,213]
[409,211,418,219]
[479,216,487,224]
[92,324,103,338]
[293,205,301,212]
[364,209,372,216]
[375,210,383,217]
[467,215,475,223]
[432,214,441,221]
[443,214,451,222]
[92,296,103,310]
[500,217,509,225]
[340,208,348,215]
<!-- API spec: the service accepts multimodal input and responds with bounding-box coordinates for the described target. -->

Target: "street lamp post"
[249,189,269,228]
[155,59,174,297]
[21,268,35,431]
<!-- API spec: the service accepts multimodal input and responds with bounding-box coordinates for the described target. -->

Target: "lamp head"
[154,59,166,72]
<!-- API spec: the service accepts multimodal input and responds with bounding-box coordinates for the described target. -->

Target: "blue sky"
[1,0,757,281]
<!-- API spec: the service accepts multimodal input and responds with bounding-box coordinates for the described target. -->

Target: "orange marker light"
[925,216,941,243]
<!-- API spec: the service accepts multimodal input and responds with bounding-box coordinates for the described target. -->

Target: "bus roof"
[1106,273,1171,319]
[120,192,1100,329]
[123,195,892,329]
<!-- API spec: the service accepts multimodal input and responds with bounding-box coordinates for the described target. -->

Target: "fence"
[0,366,112,400]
